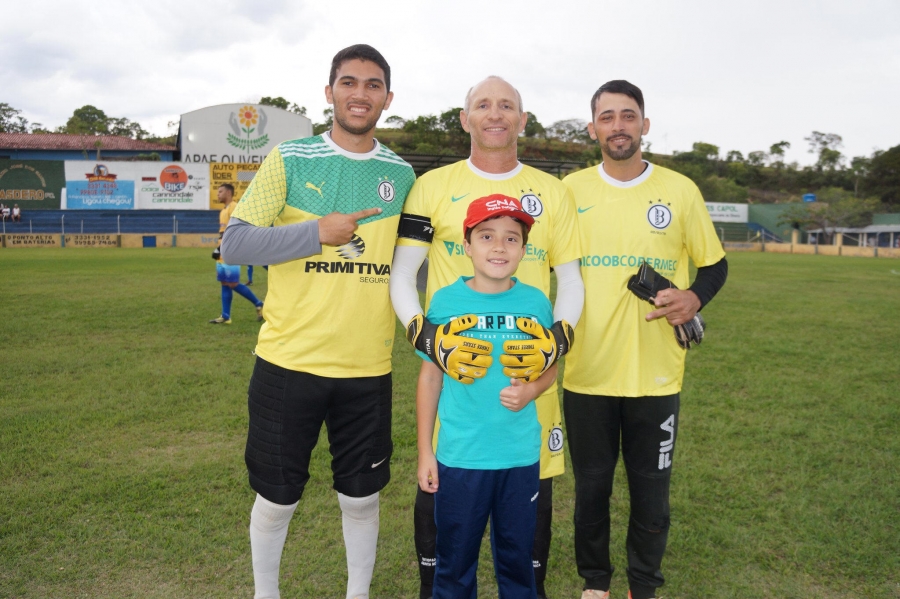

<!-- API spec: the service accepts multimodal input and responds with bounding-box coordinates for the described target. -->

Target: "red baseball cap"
[463,194,535,235]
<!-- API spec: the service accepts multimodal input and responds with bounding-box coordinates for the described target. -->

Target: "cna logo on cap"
[337,234,366,260]
[486,197,519,211]
[85,164,117,182]
[160,165,189,192]
[228,105,270,151]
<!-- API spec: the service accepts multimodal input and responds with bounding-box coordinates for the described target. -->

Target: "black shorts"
[245,357,393,505]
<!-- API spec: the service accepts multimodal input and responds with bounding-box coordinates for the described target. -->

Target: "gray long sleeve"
[220,217,322,266]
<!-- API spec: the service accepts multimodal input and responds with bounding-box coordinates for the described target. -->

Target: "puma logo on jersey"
[305,181,325,196]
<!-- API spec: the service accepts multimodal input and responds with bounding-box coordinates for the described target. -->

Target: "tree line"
[3,100,898,226]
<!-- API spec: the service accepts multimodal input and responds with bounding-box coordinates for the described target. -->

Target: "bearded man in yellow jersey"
[563,80,728,599]
[391,76,585,599]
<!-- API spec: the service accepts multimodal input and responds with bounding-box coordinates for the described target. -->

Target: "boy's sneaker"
[208,317,232,324]
[581,591,609,599]
[256,304,264,321]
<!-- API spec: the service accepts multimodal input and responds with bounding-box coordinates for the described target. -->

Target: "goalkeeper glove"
[406,313,493,384]
[500,319,574,382]
[212,246,221,260]
[674,313,705,349]
[627,262,704,350]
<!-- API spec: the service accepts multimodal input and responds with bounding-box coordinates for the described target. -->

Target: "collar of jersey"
[322,131,382,160]
[466,158,524,180]
[597,160,653,188]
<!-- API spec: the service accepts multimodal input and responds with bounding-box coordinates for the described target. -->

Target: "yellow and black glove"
[406,313,493,384]
[500,319,574,382]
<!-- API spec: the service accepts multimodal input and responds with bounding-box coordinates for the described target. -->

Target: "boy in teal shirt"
[416,194,559,599]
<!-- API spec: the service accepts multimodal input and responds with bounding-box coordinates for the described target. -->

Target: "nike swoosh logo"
[451,193,469,202]
[371,458,387,468]
[531,492,539,502]
[577,206,594,213]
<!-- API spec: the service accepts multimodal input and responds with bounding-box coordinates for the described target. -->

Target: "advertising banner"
[65,162,136,210]
[0,160,64,210]
[209,163,260,209]
[706,202,749,223]
[63,234,119,247]
[3,234,61,248]
[136,163,210,210]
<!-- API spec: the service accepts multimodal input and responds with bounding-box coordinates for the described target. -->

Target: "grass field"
[1,249,898,599]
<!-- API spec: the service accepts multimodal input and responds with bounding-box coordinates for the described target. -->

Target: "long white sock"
[249,494,298,599]
[338,492,380,599]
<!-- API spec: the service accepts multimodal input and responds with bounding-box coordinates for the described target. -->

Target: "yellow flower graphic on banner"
[239,106,259,127]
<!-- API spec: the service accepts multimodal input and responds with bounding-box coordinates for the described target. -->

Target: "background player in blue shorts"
[417,195,559,599]
[209,183,263,324]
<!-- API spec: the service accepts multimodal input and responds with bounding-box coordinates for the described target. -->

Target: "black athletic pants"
[563,391,679,599]
[415,477,554,599]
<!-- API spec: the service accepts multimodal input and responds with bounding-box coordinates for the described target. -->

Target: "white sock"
[249,494,298,599]
[338,492,380,599]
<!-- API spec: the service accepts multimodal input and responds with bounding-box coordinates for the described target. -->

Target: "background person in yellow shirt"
[208,183,263,324]
[563,80,728,599]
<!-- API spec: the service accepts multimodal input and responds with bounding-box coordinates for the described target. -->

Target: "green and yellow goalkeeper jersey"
[233,134,415,377]
[563,162,725,396]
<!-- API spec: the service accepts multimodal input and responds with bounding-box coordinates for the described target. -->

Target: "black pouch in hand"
[626,262,675,303]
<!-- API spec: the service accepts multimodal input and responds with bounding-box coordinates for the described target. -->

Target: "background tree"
[0,103,33,133]
[747,150,768,166]
[866,145,900,206]
[313,108,333,135]
[805,131,844,171]
[107,117,148,140]
[259,96,307,115]
[523,113,546,138]
[726,150,744,162]
[769,140,791,167]
[546,119,590,143]
[692,141,720,161]
[383,115,406,128]
[62,105,110,135]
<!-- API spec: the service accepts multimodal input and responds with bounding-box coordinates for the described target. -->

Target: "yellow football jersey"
[219,201,237,233]
[397,159,581,478]
[563,162,725,396]
[234,135,415,377]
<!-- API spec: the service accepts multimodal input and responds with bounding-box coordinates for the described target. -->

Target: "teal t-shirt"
[425,277,553,470]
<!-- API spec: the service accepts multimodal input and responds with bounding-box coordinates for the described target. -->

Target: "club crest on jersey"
[647,201,672,230]
[519,192,544,217]
[377,178,396,203]
[337,234,366,259]
[548,426,564,452]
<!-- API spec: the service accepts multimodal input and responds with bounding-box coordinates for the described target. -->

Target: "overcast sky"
[4,0,899,166]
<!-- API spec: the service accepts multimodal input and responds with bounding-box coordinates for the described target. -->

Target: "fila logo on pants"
[658,414,675,470]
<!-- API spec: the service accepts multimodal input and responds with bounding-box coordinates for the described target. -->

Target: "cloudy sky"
[4,0,899,166]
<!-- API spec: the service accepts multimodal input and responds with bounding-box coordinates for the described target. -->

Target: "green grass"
[1,249,898,598]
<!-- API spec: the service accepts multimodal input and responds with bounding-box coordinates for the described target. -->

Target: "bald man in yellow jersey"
[563,80,728,599]
[390,76,585,599]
